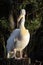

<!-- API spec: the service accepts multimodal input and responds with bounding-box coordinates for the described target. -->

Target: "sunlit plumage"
[6,9,30,58]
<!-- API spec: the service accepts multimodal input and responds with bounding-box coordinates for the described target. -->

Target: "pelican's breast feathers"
[21,27,29,36]
[14,29,30,50]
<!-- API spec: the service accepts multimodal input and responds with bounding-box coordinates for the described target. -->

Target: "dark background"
[0,0,43,63]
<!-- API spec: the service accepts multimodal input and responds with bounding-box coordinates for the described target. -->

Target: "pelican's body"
[6,9,30,58]
[7,28,30,51]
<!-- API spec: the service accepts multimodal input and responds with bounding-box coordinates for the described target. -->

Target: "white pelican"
[6,9,30,58]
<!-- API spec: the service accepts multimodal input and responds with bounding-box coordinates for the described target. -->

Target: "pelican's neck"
[20,16,28,36]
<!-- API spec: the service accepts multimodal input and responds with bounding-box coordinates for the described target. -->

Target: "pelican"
[6,9,30,58]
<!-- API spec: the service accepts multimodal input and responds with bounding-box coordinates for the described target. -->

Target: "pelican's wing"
[6,29,20,53]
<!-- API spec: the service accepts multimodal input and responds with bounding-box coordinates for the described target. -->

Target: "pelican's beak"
[17,14,23,27]
[17,14,24,28]
[17,14,23,22]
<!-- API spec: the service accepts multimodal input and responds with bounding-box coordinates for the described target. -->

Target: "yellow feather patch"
[21,27,28,36]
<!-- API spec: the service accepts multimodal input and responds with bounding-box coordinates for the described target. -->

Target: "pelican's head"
[17,9,26,22]
[20,9,26,16]
[17,9,26,27]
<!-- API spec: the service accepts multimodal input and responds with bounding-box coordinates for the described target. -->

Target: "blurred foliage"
[0,0,43,60]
